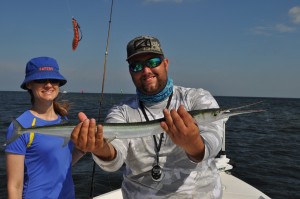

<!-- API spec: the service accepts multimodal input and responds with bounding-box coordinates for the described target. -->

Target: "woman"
[5,56,84,199]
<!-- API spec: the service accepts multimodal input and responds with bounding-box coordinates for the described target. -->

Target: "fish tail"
[3,119,23,146]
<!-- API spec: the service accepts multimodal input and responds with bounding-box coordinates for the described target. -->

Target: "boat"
[93,153,271,199]
[93,131,271,199]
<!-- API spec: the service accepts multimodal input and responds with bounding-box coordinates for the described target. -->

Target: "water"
[0,91,299,199]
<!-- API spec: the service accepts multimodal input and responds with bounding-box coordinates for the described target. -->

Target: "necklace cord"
[139,93,173,164]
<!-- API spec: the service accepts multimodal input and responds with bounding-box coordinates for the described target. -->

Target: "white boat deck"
[220,172,270,199]
[94,171,271,199]
[93,132,271,199]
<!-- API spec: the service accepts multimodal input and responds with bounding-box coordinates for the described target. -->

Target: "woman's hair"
[28,90,69,117]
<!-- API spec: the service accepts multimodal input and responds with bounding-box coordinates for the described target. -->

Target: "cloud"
[251,23,295,35]
[275,23,295,32]
[289,6,300,24]
[251,6,299,35]
[251,26,273,36]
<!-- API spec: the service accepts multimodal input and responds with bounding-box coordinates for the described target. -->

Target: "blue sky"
[1,0,300,98]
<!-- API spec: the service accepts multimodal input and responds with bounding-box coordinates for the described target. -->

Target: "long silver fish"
[4,102,265,146]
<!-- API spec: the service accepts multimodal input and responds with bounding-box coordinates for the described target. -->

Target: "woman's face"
[26,79,60,103]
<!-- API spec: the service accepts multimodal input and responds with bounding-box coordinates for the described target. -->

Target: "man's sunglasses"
[33,79,61,84]
[129,57,163,73]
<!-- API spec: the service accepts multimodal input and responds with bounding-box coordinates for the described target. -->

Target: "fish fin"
[59,116,70,125]
[3,134,20,146]
[12,119,24,133]
[106,136,117,143]
[62,138,70,147]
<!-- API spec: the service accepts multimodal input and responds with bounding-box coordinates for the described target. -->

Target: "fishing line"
[65,0,73,18]
[89,0,114,198]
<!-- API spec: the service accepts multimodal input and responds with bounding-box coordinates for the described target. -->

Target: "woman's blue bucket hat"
[20,56,67,90]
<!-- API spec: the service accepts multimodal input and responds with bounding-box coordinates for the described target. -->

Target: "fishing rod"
[89,0,114,198]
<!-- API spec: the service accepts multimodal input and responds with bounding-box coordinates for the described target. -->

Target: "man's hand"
[160,105,205,161]
[71,112,116,161]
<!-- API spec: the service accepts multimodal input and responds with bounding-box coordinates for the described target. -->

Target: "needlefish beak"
[219,101,266,119]
[221,109,266,118]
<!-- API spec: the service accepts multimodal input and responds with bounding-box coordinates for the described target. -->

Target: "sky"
[0,0,300,98]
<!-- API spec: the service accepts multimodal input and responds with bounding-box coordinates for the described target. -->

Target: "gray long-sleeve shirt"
[93,86,225,199]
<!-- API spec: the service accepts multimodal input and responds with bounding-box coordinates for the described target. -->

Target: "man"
[71,35,225,198]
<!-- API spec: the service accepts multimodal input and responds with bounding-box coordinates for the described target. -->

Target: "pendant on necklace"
[151,164,163,181]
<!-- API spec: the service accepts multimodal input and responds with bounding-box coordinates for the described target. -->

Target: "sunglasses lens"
[33,79,46,83]
[33,79,60,84]
[130,63,143,72]
[148,57,162,68]
[49,79,60,84]
[129,57,163,72]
